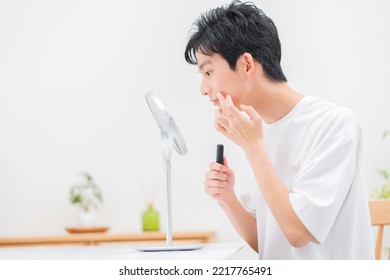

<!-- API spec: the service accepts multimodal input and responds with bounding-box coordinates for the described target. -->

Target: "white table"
[0,243,253,260]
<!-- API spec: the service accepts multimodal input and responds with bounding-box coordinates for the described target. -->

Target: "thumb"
[223,156,234,176]
[223,156,230,169]
[240,104,261,121]
[223,156,229,167]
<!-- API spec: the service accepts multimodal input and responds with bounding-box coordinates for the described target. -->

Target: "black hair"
[184,0,287,82]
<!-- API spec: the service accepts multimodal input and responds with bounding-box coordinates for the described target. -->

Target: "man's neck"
[249,81,303,124]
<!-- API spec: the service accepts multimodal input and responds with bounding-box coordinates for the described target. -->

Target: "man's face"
[197,52,248,108]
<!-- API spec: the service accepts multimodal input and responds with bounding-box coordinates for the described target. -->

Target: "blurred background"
[0,0,389,248]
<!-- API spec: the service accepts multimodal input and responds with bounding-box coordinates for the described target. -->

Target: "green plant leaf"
[376,169,389,180]
[69,172,103,208]
[370,187,379,199]
[379,184,390,199]
[70,195,81,204]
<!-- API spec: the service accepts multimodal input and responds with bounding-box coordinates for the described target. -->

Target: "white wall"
[0,0,389,250]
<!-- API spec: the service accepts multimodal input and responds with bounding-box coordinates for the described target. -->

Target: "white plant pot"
[79,210,97,228]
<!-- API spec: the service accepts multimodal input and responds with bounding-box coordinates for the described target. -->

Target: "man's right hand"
[204,156,235,205]
[204,156,259,252]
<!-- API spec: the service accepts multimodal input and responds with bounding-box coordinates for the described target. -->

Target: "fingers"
[216,93,259,123]
[215,109,228,129]
[215,94,247,136]
[204,178,227,188]
[209,162,227,172]
[240,104,261,122]
[217,93,240,118]
[204,174,228,196]
[204,176,228,196]
[204,162,228,194]
[216,92,226,111]
[225,95,241,119]
[204,170,227,181]
[214,121,227,136]
[205,163,227,184]
[214,99,231,136]
[205,186,226,196]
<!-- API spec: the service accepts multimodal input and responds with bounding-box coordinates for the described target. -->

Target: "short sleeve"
[289,135,357,244]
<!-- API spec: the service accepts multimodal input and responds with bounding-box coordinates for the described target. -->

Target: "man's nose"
[200,80,210,96]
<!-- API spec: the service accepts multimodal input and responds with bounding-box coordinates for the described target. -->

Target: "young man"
[184,1,374,259]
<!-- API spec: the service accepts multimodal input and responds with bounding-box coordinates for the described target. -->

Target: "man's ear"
[242,52,255,76]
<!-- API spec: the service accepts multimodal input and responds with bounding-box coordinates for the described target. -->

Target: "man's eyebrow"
[198,60,212,72]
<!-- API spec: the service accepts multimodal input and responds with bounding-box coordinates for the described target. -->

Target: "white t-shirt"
[236,96,374,259]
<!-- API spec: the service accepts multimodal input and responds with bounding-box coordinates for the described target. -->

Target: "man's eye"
[205,71,211,77]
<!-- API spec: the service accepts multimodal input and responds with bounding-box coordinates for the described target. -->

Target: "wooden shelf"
[0,231,214,248]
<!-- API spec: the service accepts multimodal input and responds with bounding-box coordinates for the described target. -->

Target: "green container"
[142,204,160,231]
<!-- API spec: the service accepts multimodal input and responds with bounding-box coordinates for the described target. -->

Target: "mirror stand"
[161,121,174,247]
[136,94,204,252]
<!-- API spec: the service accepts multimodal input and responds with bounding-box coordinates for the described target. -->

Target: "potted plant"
[371,130,390,199]
[69,172,103,227]
[371,170,390,199]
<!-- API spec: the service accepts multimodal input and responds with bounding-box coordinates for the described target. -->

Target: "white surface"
[134,244,205,252]
[0,0,389,249]
[0,243,245,260]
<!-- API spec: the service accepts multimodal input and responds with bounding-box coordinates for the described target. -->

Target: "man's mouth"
[211,99,219,106]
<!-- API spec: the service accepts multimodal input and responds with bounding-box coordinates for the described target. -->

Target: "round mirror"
[145,92,187,156]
